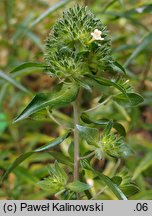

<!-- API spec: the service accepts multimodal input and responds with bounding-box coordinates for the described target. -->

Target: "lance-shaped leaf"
[113,61,126,75]
[2,131,71,181]
[81,162,127,200]
[10,62,45,73]
[14,82,79,123]
[0,70,31,94]
[76,124,99,146]
[81,113,126,136]
[97,172,128,200]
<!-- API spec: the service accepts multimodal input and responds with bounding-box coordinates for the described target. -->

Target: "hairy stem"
[73,99,80,181]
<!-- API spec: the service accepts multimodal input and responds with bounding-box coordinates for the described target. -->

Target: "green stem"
[79,151,95,160]
[47,108,62,126]
[91,186,107,200]
[84,96,112,113]
[72,100,80,181]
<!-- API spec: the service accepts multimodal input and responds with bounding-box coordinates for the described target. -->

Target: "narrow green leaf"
[35,131,71,152]
[1,152,34,182]
[30,0,71,28]
[2,131,71,181]
[133,151,152,180]
[14,82,79,123]
[124,32,152,67]
[76,124,99,146]
[10,62,45,73]
[81,163,127,199]
[67,181,92,193]
[0,70,31,94]
[97,172,128,200]
[113,61,126,75]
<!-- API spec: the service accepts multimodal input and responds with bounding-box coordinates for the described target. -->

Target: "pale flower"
[86,178,94,186]
[91,29,104,41]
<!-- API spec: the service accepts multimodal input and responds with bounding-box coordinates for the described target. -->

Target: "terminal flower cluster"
[45,5,113,80]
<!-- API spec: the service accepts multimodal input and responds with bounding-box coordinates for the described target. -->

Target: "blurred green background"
[0,0,152,200]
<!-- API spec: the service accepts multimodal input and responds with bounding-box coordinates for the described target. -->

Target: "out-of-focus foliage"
[0,0,152,200]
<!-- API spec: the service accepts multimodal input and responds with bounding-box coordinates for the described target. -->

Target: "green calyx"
[45,5,112,79]
[37,161,68,194]
[101,133,130,158]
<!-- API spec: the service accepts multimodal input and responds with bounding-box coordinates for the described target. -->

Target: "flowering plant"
[3,5,143,200]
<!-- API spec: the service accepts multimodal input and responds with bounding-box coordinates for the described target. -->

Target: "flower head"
[45,6,112,78]
[91,29,104,41]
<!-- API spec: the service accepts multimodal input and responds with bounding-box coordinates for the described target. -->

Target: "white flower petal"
[91,29,104,41]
